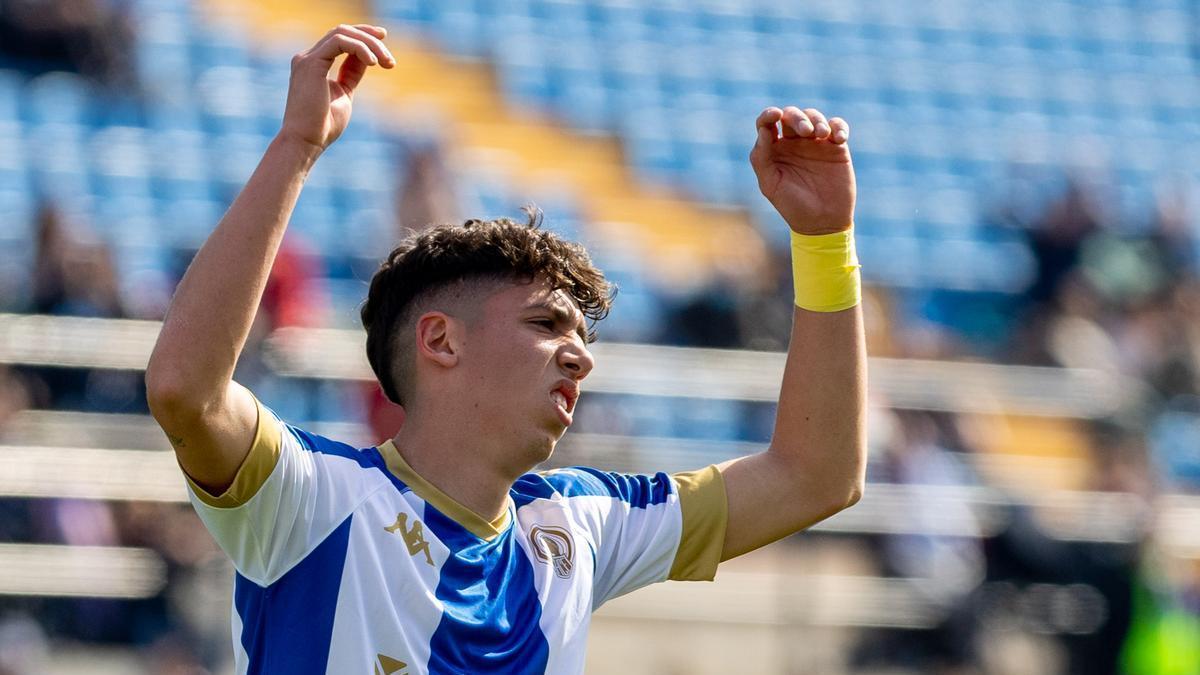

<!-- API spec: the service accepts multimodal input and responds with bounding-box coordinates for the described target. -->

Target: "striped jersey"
[185,397,729,675]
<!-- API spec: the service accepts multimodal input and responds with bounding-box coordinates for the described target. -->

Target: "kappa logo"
[529,525,575,579]
[374,653,408,675]
[384,513,434,567]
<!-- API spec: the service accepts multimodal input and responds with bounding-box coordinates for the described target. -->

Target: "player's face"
[463,277,594,462]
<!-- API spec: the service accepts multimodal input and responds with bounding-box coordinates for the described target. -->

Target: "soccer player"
[145,25,866,675]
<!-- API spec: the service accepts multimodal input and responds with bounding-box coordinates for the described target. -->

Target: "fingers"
[355,24,388,40]
[750,107,783,167]
[304,24,394,69]
[755,106,783,143]
[337,52,370,91]
[781,106,814,138]
[332,24,395,68]
[765,106,850,145]
[802,108,830,139]
[829,116,849,144]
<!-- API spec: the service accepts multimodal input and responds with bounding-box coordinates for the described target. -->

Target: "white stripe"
[514,500,594,675]
[323,495,447,674]
[230,585,248,675]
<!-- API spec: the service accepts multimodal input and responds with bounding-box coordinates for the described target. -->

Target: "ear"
[414,311,461,369]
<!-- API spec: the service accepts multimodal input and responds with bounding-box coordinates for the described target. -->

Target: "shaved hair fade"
[360,208,613,406]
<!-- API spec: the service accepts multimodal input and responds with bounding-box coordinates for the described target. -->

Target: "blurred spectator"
[733,244,793,352]
[396,141,460,230]
[0,613,48,675]
[1121,554,1200,675]
[259,236,328,331]
[1025,180,1106,307]
[366,141,461,440]
[0,367,30,432]
[981,421,1149,675]
[0,367,33,545]
[23,203,142,412]
[852,409,986,674]
[0,0,135,88]
[658,275,743,348]
[30,203,124,319]
[30,203,74,316]
[231,235,330,422]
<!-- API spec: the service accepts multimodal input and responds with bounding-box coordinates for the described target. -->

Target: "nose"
[559,341,595,381]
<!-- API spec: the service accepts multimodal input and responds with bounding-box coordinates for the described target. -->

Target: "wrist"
[788,222,853,236]
[271,131,325,168]
[790,227,861,312]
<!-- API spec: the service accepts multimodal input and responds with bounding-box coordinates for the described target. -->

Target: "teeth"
[551,391,568,409]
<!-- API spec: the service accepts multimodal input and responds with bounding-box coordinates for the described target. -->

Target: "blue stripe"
[357,446,411,492]
[512,467,673,509]
[285,424,377,468]
[424,507,549,675]
[234,515,354,675]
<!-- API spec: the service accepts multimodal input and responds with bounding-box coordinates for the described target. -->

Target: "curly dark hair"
[361,208,613,406]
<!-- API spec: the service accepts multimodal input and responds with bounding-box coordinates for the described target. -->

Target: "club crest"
[529,525,575,579]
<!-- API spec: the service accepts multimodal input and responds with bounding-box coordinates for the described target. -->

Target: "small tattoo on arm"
[167,434,186,448]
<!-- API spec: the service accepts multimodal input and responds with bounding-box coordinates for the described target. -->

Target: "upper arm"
[717,450,861,561]
[176,395,380,583]
[148,378,259,495]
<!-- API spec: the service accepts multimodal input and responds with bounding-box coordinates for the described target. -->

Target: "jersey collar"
[376,440,513,541]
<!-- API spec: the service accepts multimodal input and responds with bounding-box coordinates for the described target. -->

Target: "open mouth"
[550,383,578,425]
[551,389,570,411]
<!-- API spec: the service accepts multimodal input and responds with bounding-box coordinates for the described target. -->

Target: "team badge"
[529,525,575,579]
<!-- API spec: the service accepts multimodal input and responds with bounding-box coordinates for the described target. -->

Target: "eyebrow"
[526,301,588,342]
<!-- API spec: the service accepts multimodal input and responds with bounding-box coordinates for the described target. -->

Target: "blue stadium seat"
[152,129,214,202]
[94,195,159,247]
[495,40,553,104]
[157,197,223,249]
[24,72,95,126]
[133,11,194,104]
[0,70,23,122]
[208,131,272,197]
[27,122,93,202]
[189,20,253,71]
[90,127,155,206]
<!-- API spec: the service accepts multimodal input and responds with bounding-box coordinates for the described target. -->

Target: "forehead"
[485,277,583,320]
[489,276,578,309]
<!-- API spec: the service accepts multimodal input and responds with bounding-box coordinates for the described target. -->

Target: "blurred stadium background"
[1,0,1199,672]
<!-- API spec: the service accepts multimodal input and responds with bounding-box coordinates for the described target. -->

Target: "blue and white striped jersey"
[185,397,729,675]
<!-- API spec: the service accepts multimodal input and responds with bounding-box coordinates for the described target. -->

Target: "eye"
[532,318,555,330]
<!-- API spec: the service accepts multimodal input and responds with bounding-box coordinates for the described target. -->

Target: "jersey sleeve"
[548,465,728,608]
[668,465,728,582]
[182,396,380,585]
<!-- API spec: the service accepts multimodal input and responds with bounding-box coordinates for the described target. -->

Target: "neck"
[390,407,540,524]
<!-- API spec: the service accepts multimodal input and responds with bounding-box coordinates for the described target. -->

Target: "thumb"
[337,53,370,93]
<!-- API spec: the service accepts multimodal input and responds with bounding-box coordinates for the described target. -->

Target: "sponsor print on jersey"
[385,512,435,567]
[374,654,408,675]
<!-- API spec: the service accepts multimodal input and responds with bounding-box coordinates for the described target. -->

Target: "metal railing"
[0,313,1147,417]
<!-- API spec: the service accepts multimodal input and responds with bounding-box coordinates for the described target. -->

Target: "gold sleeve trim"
[186,397,283,508]
[669,465,728,582]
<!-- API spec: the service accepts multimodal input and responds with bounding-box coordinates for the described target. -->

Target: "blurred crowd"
[1,3,1199,674]
[648,169,1200,673]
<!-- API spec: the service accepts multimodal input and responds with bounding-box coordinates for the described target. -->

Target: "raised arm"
[145,25,394,493]
[717,106,867,560]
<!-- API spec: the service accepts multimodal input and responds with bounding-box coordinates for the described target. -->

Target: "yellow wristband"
[791,227,861,312]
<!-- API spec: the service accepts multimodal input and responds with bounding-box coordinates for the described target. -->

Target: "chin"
[526,433,558,466]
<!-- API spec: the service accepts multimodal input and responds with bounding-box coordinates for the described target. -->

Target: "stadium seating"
[374,0,1200,291]
[2,0,1196,439]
